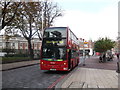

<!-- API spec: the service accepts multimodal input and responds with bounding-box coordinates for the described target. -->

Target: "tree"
[1,1,21,30]
[94,37,115,53]
[2,1,63,59]
[43,0,62,27]
[13,2,40,59]
[36,0,63,40]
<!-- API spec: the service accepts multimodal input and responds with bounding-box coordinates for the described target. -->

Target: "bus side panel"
[71,58,79,68]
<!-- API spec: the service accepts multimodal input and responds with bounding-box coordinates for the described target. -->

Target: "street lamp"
[116,1,120,73]
[83,39,86,66]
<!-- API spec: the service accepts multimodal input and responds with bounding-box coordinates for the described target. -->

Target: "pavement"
[55,56,119,89]
[79,56,118,70]
[1,60,40,71]
[55,67,118,89]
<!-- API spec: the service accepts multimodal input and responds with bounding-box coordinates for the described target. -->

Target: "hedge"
[5,54,29,57]
[1,57,31,64]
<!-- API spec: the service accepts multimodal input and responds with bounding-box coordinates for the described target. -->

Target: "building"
[0,35,42,54]
[79,38,94,56]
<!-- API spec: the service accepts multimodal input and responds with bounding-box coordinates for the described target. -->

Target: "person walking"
[102,53,106,62]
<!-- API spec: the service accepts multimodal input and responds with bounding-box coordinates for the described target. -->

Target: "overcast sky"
[53,0,119,41]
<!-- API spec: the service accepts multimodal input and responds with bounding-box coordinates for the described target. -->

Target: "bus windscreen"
[42,47,66,61]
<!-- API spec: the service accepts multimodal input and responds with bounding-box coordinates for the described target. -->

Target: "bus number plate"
[50,69,56,71]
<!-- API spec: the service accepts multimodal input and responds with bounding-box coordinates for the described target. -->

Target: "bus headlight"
[63,68,68,70]
[64,63,66,65]
[41,62,44,64]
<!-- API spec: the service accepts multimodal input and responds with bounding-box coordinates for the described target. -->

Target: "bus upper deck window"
[51,31,62,38]
[44,32,49,37]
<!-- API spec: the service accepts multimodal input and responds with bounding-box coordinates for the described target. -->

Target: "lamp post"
[116,1,120,74]
[41,5,44,32]
[83,39,86,66]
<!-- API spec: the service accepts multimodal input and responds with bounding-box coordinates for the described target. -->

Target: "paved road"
[2,64,68,89]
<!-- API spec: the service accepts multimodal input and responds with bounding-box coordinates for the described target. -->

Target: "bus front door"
[68,50,71,69]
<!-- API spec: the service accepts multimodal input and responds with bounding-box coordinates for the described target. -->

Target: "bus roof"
[44,27,68,30]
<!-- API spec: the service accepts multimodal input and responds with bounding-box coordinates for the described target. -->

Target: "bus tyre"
[76,60,79,66]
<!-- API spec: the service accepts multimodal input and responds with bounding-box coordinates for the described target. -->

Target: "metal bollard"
[116,61,120,73]
[82,56,85,66]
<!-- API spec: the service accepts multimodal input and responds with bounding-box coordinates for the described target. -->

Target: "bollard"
[116,61,120,73]
[83,52,86,66]
[83,56,86,66]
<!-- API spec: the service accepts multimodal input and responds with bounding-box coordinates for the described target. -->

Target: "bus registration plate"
[50,69,56,71]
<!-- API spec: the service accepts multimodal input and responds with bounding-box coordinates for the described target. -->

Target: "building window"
[35,44,37,47]
[25,43,27,47]
[20,43,22,46]
[12,43,15,46]
[0,42,2,46]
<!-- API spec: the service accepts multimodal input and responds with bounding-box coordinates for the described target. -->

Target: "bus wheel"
[76,60,79,66]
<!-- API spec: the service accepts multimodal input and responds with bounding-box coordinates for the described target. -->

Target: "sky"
[53,0,119,41]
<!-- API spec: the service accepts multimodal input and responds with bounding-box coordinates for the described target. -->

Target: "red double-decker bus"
[40,27,79,71]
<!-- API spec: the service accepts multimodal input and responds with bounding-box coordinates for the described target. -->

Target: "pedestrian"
[116,53,119,60]
[102,53,106,62]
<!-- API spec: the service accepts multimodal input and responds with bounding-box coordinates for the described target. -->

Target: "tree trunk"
[28,39,34,59]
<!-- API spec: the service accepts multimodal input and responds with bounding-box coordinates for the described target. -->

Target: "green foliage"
[2,57,30,61]
[1,1,21,29]
[94,37,115,53]
[2,57,31,64]
[4,54,29,57]
[2,48,15,55]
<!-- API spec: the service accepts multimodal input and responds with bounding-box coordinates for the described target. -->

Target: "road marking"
[47,74,67,89]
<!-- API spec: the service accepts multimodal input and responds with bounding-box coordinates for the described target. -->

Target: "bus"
[40,27,79,71]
